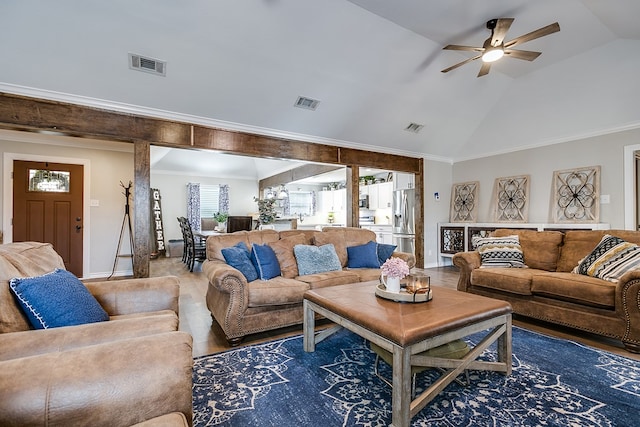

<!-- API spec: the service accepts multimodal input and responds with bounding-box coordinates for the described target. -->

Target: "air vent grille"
[128,53,166,76]
[404,122,424,133]
[294,96,320,111]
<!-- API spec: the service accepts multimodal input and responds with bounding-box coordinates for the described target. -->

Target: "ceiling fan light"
[482,47,504,62]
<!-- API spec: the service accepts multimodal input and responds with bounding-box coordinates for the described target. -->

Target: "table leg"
[303,299,315,352]
[391,345,411,427]
[497,314,512,375]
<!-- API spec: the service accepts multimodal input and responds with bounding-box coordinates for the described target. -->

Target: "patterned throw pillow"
[472,235,526,268]
[573,234,640,282]
[294,244,342,276]
[9,269,109,329]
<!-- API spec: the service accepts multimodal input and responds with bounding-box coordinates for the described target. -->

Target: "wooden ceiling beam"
[259,164,343,191]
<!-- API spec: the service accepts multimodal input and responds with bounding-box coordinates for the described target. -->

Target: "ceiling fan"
[441,18,560,77]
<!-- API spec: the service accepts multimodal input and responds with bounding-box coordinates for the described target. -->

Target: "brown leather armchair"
[0,242,194,426]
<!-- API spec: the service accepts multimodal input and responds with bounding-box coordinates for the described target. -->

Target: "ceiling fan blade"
[477,62,491,77]
[491,18,514,46]
[505,22,560,48]
[443,44,484,52]
[504,49,541,61]
[441,54,482,73]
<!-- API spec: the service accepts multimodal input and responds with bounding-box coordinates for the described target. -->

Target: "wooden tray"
[375,283,432,303]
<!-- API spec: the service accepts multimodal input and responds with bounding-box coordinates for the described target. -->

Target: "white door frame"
[623,143,640,230]
[3,152,91,278]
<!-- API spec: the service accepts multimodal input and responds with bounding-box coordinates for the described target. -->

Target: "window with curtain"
[288,191,314,216]
[200,184,220,217]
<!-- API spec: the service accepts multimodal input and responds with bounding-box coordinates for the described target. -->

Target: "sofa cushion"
[347,241,380,268]
[294,244,342,275]
[9,269,109,329]
[472,235,526,268]
[268,234,308,278]
[573,234,640,283]
[250,243,281,280]
[493,229,563,271]
[531,272,616,309]
[347,268,384,283]
[377,243,397,265]
[296,270,361,290]
[471,267,540,295]
[556,230,608,272]
[246,277,310,307]
[221,242,258,282]
[313,232,348,267]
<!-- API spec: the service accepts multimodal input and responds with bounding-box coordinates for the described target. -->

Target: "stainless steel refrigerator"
[392,189,415,254]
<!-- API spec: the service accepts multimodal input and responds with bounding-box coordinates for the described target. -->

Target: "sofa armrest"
[85,276,180,316]
[615,272,640,352]
[452,251,482,292]
[0,331,193,427]
[391,251,416,268]
[202,260,249,295]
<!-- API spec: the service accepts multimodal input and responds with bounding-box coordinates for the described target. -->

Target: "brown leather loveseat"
[453,229,640,353]
[0,242,194,426]
[203,227,415,345]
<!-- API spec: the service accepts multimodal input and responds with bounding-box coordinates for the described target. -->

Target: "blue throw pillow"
[347,240,381,268]
[251,243,282,280]
[294,244,342,275]
[9,268,109,329]
[377,243,397,265]
[222,242,259,282]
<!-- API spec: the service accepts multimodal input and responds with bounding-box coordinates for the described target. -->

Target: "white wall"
[423,158,453,267]
[452,127,640,228]
[151,172,260,241]
[0,130,134,278]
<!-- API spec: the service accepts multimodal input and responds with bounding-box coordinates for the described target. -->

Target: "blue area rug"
[192,327,640,426]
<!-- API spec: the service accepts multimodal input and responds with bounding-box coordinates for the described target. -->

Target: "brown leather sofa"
[203,227,415,345]
[453,229,640,353]
[0,242,194,426]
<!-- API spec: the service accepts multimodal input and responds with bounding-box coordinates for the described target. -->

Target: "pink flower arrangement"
[381,257,410,279]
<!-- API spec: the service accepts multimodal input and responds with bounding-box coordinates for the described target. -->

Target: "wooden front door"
[13,160,84,276]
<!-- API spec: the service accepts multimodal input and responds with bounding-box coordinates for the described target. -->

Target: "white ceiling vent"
[404,122,424,133]
[294,96,320,111]
[128,53,166,76]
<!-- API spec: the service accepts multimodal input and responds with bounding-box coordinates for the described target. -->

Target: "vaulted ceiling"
[1,0,639,166]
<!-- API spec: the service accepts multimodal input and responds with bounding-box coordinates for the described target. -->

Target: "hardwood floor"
[149,256,640,361]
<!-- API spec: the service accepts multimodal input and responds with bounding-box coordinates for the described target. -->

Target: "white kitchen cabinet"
[365,182,392,209]
[393,172,415,190]
[319,189,345,212]
[377,182,392,209]
[364,225,393,244]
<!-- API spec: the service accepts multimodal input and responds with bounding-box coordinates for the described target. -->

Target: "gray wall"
[451,127,640,228]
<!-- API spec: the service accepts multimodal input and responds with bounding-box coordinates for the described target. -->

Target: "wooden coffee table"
[303,281,512,427]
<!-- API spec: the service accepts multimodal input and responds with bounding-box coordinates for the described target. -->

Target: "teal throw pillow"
[222,242,259,282]
[9,268,109,329]
[294,244,342,275]
[251,243,281,280]
[347,240,381,268]
[377,243,397,265]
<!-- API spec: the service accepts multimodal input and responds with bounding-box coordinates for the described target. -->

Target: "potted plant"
[254,197,277,225]
[213,212,229,232]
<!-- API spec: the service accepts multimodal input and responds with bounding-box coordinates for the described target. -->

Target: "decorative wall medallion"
[552,166,600,223]
[493,175,530,222]
[450,181,479,222]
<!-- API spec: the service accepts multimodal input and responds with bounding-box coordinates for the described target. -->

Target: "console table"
[438,222,611,263]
